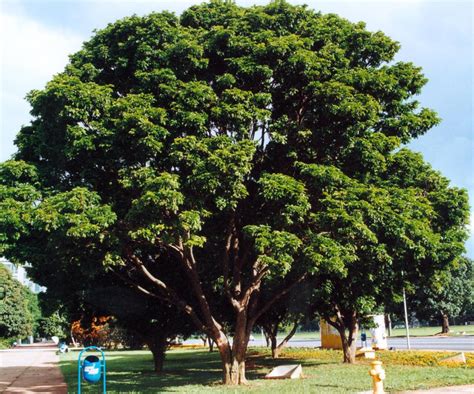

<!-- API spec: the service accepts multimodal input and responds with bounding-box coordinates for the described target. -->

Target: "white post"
[402,287,411,349]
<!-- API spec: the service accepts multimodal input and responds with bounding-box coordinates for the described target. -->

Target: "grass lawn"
[60,347,474,393]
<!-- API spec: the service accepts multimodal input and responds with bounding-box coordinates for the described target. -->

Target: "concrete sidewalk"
[0,346,67,393]
[358,385,474,393]
[399,386,474,393]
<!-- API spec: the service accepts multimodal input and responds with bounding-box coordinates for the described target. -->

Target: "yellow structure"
[369,360,385,394]
[320,318,342,349]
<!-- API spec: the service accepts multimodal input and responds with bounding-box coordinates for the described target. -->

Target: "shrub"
[253,347,474,368]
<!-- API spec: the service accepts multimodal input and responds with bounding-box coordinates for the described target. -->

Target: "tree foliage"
[37,311,68,339]
[412,257,473,332]
[0,265,37,338]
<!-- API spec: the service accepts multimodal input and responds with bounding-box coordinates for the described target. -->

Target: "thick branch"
[113,269,162,300]
[127,252,171,291]
[165,243,184,259]
[276,319,299,351]
[180,246,225,334]
[231,246,250,297]
[325,305,344,332]
[241,266,269,306]
[221,213,247,312]
[249,273,308,326]
[124,250,207,332]
[222,215,235,297]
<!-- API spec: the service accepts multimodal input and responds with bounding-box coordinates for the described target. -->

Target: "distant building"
[1,259,46,294]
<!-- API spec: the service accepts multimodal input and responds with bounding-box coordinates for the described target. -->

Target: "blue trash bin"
[78,346,106,393]
[83,355,101,383]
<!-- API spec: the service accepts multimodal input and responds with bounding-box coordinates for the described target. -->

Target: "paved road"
[188,335,473,351]
[248,336,474,351]
[0,345,67,393]
[387,336,473,351]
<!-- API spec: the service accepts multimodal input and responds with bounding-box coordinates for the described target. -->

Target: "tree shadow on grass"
[61,348,356,392]
[61,349,226,392]
[244,350,347,382]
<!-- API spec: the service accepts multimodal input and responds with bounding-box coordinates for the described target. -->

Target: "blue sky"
[0,0,472,256]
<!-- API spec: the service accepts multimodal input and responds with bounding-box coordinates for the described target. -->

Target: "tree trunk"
[270,332,278,358]
[70,328,78,347]
[341,335,355,363]
[385,314,392,337]
[333,314,358,364]
[145,334,168,373]
[200,335,214,351]
[211,309,254,385]
[273,320,298,359]
[262,323,280,358]
[178,265,250,384]
[230,311,250,384]
[262,327,270,347]
[207,336,214,352]
[441,313,450,334]
[336,326,355,363]
[215,334,248,385]
[262,322,280,358]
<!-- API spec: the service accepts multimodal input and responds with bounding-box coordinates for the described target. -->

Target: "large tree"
[0,0,466,384]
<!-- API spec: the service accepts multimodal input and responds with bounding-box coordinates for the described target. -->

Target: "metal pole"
[402,287,411,349]
[102,351,106,394]
[77,349,83,394]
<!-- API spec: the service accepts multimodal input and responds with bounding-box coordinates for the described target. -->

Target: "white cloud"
[0,11,83,160]
[0,11,83,81]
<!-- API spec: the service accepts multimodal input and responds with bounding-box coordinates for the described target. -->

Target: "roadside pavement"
[0,344,67,393]
[399,385,474,393]
[358,385,474,394]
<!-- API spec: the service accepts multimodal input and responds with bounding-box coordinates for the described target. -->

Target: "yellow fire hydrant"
[369,360,385,394]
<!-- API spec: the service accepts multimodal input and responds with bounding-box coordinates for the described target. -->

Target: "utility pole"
[402,286,411,349]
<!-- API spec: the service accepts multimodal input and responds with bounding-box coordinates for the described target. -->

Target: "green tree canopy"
[411,256,473,333]
[0,265,37,338]
[302,149,469,361]
[37,311,68,339]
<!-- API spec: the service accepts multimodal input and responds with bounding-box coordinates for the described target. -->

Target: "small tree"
[37,312,68,339]
[301,148,469,363]
[71,315,112,346]
[257,283,309,358]
[86,286,195,373]
[382,150,471,334]
[0,265,35,339]
[413,257,473,333]
[23,289,41,337]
